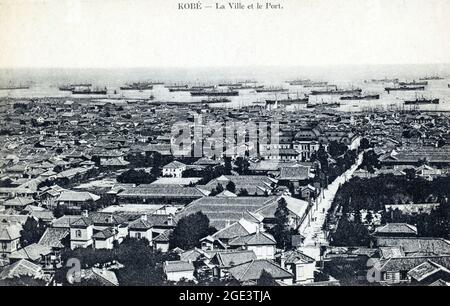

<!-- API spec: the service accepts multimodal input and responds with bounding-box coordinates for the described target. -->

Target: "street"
[301,152,364,246]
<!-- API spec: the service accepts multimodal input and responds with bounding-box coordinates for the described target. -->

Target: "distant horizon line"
[1,62,450,70]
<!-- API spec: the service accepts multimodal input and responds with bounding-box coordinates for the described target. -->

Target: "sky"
[0,0,449,68]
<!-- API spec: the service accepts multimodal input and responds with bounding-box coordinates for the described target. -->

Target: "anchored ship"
[404,98,439,105]
[419,76,444,81]
[265,93,308,105]
[120,82,154,90]
[398,81,428,86]
[340,94,380,100]
[368,78,399,83]
[255,87,289,93]
[200,97,232,103]
[385,86,425,93]
[0,84,30,90]
[286,79,311,86]
[59,83,93,91]
[190,89,239,96]
[310,88,362,95]
[72,86,107,95]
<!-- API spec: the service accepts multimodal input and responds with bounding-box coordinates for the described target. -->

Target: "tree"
[226,181,236,193]
[224,157,232,175]
[268,198,293,250]
[210,183,224,196]
[169,212,217,250]
[257,270,277,286]
[359,137,371,150]
[360,150,380,173]
[117,169,156,184]
[235,157,250,174]
[20,217,46,247]
[237,188,249,196]
[57,238,178,286]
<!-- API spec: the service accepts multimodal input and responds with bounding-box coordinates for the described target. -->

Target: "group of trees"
[20,218,47,247]
[169,212,217,250]
[329,174,450,245]
[117,169,156,184]
[268,198,297,250]
[57,238,179,286]
[311,142,358,188]
[382,198,449,239]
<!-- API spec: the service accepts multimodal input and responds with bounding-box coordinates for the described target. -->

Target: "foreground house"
[0,221,22,259]
[228,259,294,285]
[163,260,195,282]
[278,250,316,284]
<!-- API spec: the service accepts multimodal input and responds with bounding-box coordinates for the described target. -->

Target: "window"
[136,232,142,239]
[1,242,7,250]
[75,230,82,238]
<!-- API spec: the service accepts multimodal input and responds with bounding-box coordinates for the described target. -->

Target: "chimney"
[82,210,89,218]
[140,214,148,222]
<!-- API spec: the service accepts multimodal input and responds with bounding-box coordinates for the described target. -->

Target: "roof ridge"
[239,259,255,280]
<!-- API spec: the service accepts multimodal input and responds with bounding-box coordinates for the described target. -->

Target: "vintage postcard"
[0,0,449,293]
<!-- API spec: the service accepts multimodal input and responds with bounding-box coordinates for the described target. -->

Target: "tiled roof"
[228,231,276,246]
[213,250,257,267]
[56,191,100,202]
[374,223,418,235]
[0,259,43,280]
[9,243,52,261]
[407,260,450,282]
[176,197,274,229]
[379,256,450,273]
[118,185,209,198]
[228,259,293,282]
[164,260,194,273]
[376,237,450,256]
[128,218,153,230]
[154,229,172,242]
[38,227,70,248]
[93,227,117,239]
[0,221,22,240]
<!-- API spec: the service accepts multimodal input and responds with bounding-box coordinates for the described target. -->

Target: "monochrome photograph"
[0,0,449,291]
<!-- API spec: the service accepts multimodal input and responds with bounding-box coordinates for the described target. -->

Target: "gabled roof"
[0,259,43,280]
[56,191,100,202]
[212,250,257,267]
[38,227,70,248]
[3,197,35,207]
[374,223,418,236]
[228,231,276,246]
[210,218,259,240]
[92,227,117,239]
[9,243,52,261]
[163,260,194,273]
[154,229,172,243]
[84,267,119,286]
[0,221,22,240]
[228,259,293,282]
[281,250,315,264]
[408,260,450,282]
[163,161,186,169]
[128,218,153,230]
[70,217,94,228]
